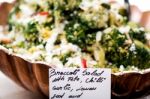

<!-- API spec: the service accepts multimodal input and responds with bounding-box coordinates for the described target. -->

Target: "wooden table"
[0,72,45,99]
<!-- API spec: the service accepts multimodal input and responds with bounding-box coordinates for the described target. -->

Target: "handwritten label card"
[49,68,111,99]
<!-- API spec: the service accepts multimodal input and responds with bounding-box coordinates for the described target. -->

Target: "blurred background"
[0,0,150,99]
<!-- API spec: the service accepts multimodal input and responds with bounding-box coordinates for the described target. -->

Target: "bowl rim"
[0,45,150,76]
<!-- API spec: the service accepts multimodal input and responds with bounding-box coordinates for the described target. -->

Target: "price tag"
[49,68,111,99]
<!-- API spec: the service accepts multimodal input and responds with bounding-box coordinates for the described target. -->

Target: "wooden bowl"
[0,46,150,99]
[0,2,150,99]
[0,2,15,25]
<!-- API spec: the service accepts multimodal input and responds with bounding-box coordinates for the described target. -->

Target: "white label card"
[49,68,111,99]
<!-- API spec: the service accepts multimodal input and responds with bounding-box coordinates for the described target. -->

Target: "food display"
[0,0,149,72]
[0,0,150,98]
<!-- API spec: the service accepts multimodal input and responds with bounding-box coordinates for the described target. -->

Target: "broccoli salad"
[0,0,150,72]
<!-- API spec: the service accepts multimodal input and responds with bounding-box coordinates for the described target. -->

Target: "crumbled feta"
[119,65,124,72]
[46,24,65,52]
[139,27,145,31]
[145,33,150,40]
[60,43,80,54]
[129,43,136,51]
[74,23,79,29]
[119,26,130,33]
[96,31,102,42]
[20,4,34,17]
[17,17,32,25]
[24,0,44,5]
[33,15,47,24]
[88,61,97,67]
[65,56,82,67]
[51,58,64,68]
[131,66,139,71]
[80,0,101,10]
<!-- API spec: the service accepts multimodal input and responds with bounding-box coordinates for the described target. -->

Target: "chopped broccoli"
[102,28,150,69]
[78,7,109,29]
[129,29,147,44]
[49,0,81,11]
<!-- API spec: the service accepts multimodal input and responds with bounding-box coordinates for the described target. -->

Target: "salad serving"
[0,0,150,73]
